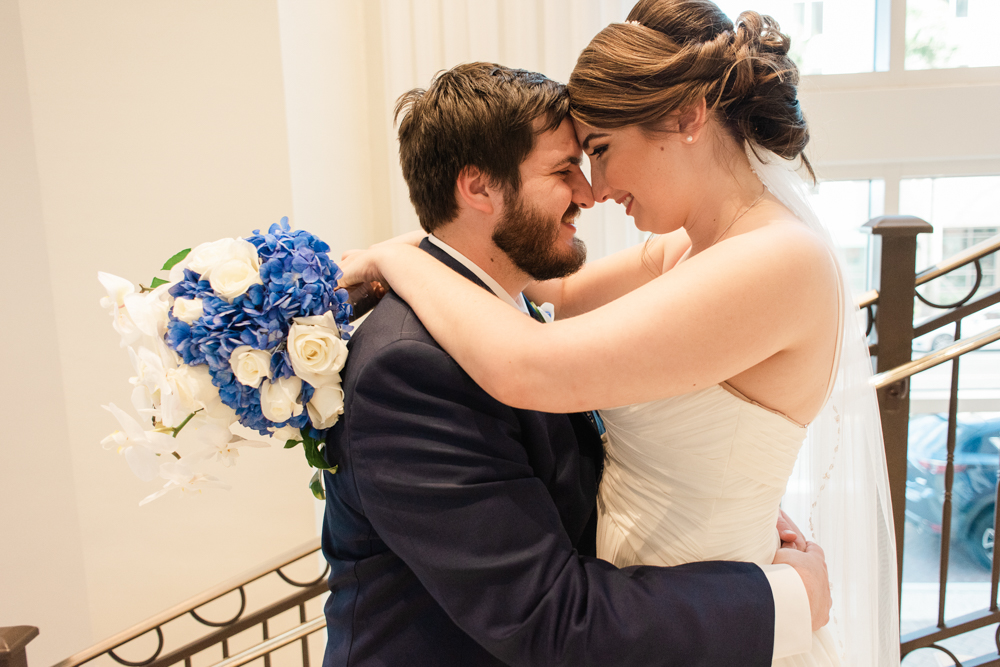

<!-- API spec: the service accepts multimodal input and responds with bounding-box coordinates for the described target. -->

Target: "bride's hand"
[339,245,392,289]
[339,230,427,287]
[776,509,807,551]
[340,230,426,263]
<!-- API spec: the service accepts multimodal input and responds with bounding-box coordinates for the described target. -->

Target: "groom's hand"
[773,541,831,632]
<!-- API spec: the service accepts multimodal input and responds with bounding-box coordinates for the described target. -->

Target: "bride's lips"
[617,194,634,216]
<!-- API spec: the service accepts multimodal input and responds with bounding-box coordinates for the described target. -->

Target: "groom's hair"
[395,63,570,233]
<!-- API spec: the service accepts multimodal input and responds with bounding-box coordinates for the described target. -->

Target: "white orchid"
[99,272,142,346]
[194,431,269,468]
[127,343,231,429]
[122,283,172,339]
[99,273,173,348]
[101,403,177,482]
[139,459,231,506]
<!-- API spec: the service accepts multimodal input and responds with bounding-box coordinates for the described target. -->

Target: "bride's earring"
[685,135,694,143]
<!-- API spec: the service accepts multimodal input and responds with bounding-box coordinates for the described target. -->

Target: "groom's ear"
[455,166,498,216]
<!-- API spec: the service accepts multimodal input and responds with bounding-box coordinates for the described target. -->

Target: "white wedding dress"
[596,382,841,666]
[592,145,898,666]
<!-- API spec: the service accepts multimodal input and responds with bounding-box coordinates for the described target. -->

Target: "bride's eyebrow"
[581,133,610,150]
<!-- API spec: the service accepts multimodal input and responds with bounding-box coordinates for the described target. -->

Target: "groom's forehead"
[525,119,583,169]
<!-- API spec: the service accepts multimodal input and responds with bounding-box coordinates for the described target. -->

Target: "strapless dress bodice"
[596,385,841,666]
[597,383,806,569]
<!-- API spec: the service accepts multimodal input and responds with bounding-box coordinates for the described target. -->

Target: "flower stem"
[172,409,204,438]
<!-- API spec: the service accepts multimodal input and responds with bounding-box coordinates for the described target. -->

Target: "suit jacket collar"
[418,236,496,295]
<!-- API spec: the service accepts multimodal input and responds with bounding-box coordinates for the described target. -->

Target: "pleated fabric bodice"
[597,384,840,667]
[597,383,805,569]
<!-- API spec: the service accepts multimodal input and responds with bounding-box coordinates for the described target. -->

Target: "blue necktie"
[523,297,606,437]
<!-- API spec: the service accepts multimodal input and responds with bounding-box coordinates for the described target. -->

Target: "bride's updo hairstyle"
[569,0,812,175]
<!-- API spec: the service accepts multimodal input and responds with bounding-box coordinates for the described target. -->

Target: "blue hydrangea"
[163,217,352,438]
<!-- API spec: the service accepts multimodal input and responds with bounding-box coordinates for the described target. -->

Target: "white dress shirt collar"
[428,235,529,314]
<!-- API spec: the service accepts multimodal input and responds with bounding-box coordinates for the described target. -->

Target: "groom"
[321,63,829,666]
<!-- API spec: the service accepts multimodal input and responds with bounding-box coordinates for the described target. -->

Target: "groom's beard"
[492,195,587,281]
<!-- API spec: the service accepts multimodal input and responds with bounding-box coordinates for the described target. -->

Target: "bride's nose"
[589,167,613,204]
[568,165,595,209]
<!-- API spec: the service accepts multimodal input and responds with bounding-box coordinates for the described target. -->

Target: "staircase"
[1,539,328,667]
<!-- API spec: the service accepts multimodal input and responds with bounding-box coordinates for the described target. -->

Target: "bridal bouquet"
[99,217,352,504]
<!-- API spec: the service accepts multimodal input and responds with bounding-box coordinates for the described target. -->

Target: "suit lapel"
[419,237,495,293]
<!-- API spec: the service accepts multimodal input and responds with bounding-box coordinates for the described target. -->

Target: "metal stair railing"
[208,618,326,667]
[46,537,328,667]
[864,219,1000,665]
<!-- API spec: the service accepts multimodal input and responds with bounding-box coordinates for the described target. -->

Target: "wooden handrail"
[854,231,1000,309]
[915,232,1000,287]
[0,627,39,667]
[207,617,326,667]
[871,324,1000,389]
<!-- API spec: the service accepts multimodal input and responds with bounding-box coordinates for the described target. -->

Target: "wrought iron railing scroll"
[49,538,328,667]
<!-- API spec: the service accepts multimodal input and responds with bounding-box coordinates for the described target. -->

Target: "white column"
[277,0,394,251]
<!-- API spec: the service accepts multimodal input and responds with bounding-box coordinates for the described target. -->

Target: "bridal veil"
[747,143,901,666]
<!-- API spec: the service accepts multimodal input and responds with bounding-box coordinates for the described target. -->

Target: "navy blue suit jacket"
[321,239,775,666]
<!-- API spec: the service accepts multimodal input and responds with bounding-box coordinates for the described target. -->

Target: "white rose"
[178,364,222,411]
[307,383,345,430]
[209,257,263,301]
[172,297,204,324]
[229,346,272,388]
[269,424,302,444]
[186,238,257,278]
[203,398,238,426]
[287,312,349,388]
[260,376,304,424]
[184,238,262,301]
[160,364,222,427]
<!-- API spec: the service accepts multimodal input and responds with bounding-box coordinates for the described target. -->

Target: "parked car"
[905,413,1000,569]
[913,309,1000,354]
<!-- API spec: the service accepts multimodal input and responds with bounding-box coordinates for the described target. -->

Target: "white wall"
[2,1,320,663]
[0,0,93,656]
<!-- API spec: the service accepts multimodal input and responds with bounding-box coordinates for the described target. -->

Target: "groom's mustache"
[562,203,581,224]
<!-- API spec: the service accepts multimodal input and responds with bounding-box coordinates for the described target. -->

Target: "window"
[900,176,1000,317]
[940,227,998,304]
[807,179,885,295]
[715,0,877,74]
[906,0,1000,69]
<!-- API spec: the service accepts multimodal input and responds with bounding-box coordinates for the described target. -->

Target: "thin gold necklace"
[709,188,766,247]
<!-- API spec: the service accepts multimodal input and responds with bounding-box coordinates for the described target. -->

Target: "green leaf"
[150,277,169,288]
[309,470,327,500]
[301,433,336,470]
[162,248,192,271]
[284,439,301,449]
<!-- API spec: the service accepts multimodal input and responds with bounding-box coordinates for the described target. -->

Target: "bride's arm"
[344,224,833,413]
[524,229,691,318]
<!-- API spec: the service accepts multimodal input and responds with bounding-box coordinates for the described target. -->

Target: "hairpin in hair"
[625,20,643,27]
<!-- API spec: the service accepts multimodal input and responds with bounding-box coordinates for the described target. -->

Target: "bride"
[342,1,899,664]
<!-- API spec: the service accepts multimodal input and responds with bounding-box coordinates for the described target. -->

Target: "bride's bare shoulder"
[731,215,839,283]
